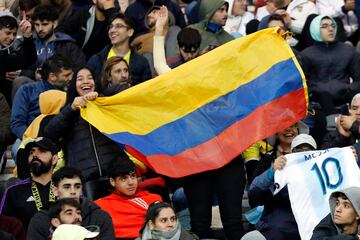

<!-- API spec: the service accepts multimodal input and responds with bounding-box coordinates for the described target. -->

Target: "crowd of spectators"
[1,0,360,239]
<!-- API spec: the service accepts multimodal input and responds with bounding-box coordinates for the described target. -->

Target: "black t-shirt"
[0,178,53,229]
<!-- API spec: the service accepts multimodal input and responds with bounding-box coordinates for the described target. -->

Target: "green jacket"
[189,0,234,52]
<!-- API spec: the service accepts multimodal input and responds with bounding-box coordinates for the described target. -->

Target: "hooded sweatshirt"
[95,190,162,238]
[311,187,360,240]
[224,0,254,37]
[189,0,234,52]
[300,15,360,103]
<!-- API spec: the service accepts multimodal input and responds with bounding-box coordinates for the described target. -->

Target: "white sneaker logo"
[26,196,35,202]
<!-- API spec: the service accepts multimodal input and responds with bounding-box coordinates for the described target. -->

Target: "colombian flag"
[81,28,308,178]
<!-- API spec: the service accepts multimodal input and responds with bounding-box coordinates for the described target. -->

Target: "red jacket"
[95,190,162,238]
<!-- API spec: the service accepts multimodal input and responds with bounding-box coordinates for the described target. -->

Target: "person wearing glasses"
[136,202,198,240]
[87,13,152,86]
[246,134,317,240]
[95,158,162,239]
[300,15,360,115]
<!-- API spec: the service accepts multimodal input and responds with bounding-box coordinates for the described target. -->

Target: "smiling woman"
[43,66,125,182]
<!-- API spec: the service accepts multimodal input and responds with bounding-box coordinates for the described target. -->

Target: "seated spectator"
[341,0,358,46]
[311,187,360,239]
[31,5,86,73]
[124,0,186,37]
[322,93,360,149]
[49,198,82,228]
[95,158,162,239]
[130,5,180,58]
[224,0,255,37]
[153,6,202,74]
[0,92,15,148]
[300,15,360,115]
[51,224,100,240]
[43,66,123,181]
[0,11,36,104]
[0,137,59,229]
[248,121,308,182]
[136,202,198,240]
[11,55,73,140]
[56,0,118,59]
[18,0,40,21]
[101,56,132,96]
[188,0,234,53]
[247,134,317,240]
[87,13,152,85]
[27,166,115,240]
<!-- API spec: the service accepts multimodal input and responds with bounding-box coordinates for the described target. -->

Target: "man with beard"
[30,4,86,72]
[11,54,73,140]
[0,137,59,229]
[49,198,82,228]
[56,0,118,60]
[27,167,115,240]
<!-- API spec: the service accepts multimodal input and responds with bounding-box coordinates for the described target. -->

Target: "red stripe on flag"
[145,88,307,178]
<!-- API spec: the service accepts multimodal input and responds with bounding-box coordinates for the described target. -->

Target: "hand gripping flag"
[81,27,308,178]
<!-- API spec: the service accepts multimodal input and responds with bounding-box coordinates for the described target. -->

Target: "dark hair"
[108,153,135,179]
[101,56,131,88]
[109,13,134,30]
[31,4,59,22]
[267,14,286,27]
[19,0,40,11]
[0,16,17,30]
[177,28,201,52]
[49,198,80,219]
[52,167,84,187]
[333,192,348,200]
[40,54,72,81]
[65,66,100,105]
[139,202,175,234]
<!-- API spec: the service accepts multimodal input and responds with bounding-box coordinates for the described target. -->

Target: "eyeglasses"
[108,24,128,30]
[320,24,336,29]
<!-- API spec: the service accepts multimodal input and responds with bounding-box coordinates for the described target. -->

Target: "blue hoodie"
[34,32,75,67]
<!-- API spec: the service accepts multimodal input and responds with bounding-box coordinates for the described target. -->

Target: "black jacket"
[321,121,360,149]
[27,198,115,240]
[87,45,152,85]
[44,105,123,181]
[300,41,360,103]
[0,37,37,104]
[310,214,358,240]
[57,7,118,60]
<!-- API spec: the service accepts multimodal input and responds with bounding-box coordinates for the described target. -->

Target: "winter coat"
[87,45,152,85]
[26,198,115,240]
[43,105,123,181]
[311,187,360,239]
[189,0,234,52]
[0,37,37,103]
[248,167,301,240]
[125,0,186,37]
[224,0,254,36]
[300,15,360,103]
[57,6,118,59]
[287,0,318,34]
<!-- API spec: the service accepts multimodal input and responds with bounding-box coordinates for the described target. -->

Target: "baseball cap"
[24,137,59,155]
[52,224,100,240]
[291,134,317,152]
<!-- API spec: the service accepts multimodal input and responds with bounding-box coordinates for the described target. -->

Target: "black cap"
[24,137,59,155]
